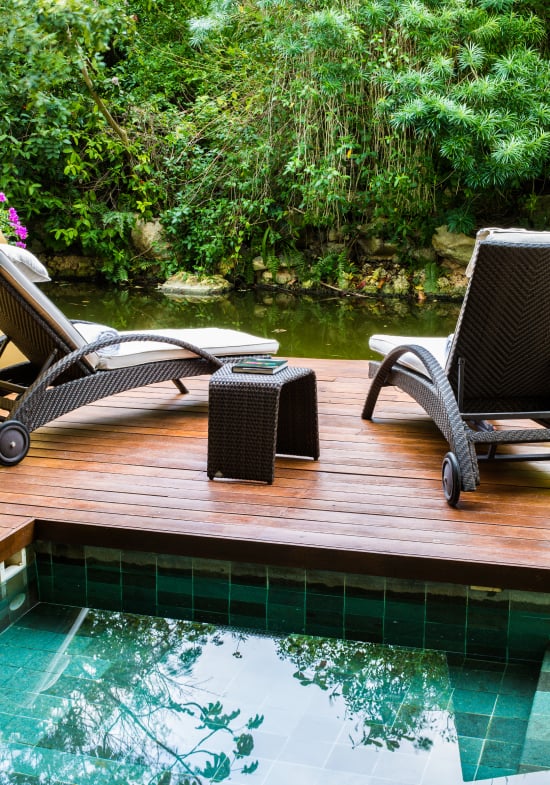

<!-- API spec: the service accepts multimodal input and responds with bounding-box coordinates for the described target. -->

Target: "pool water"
[0,603,544,785]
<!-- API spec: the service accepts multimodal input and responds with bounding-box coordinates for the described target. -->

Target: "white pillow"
[0,244,51,282]
[73,321,121,356]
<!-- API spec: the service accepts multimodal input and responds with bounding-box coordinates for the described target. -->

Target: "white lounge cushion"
[0,244,51,282]
[72,321,121,356]
[74,326,279,370]
[369,334,450,378]
[0,250,278,372]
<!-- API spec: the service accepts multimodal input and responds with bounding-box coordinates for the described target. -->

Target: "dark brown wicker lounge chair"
[0,247,278,465]
[363,228,550,505]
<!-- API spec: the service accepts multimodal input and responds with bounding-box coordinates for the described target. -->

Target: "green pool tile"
[532,690,550,716]
[16,693,71,722]
[481,738,523,768]
[267,601,305,633]
[425,586,467,625]
[344,613,384,643]
[500,665,540,696]
[229,585,267,623]
[451,663,504,693]
[87,582,122,612]
[457,734,483,765]
[230,582,267,606]
[5,715,53,745]
[460,762,478,781]
[156,602,193,622]
[87,563,121,587]
[494,692,533,720]
[454,712,491,737]
[194,561,230,618]
[228,607,267,631]
[62,655,112,681]
[425,622,466,655]
[466,630,508,660]
[120,588,158,616]
[452,688,497,715]
[157,568,193,597]
[0,646,35,668]
[37,577,54,603]
[34,552,52,582]
[488,715,529,743]
[521,736,550,768]
[305,592,344,638]
[384,588,426,646]
[384,618,424,648]
[476,764,517,779]
[1,764,44,785]
[267,583,305,610]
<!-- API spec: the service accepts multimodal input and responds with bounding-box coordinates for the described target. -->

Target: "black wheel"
[0,420,30,466]
[442,452,461,507]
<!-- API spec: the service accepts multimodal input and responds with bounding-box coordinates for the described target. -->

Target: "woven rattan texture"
[208,364,319,483]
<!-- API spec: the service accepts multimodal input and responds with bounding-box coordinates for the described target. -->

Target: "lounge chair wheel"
[442,452,461,507]
[0,420,30,466]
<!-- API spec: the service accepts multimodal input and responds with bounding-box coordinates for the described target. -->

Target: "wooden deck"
[1,358,550,592]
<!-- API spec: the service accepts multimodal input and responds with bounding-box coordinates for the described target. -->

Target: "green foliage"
[1,0,550,282]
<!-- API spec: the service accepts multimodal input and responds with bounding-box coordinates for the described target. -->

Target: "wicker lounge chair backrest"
[0,248,97,374]
[445,230,550,415]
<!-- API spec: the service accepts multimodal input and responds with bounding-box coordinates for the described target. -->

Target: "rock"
[356,235,399,261]
[131,219,171,260]
[252,256,267,271]
[275,270,294,285]
[160,272,233,297]
[45,254,99,280]
[432,225,475,267]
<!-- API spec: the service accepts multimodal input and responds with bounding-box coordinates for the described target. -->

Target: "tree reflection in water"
[0,607,458,785]
[0,609,263,785]
[277,635,456,753]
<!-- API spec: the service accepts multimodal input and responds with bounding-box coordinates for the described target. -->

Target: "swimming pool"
[0,543,549,784]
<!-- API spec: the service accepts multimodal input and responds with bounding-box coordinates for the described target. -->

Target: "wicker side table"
[207,364,319,483]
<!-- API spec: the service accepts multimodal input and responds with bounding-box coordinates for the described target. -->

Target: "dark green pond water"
[43,283,461,360]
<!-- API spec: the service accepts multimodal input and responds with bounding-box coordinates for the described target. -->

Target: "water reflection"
[43,283,461,360]
[0,605,463,785]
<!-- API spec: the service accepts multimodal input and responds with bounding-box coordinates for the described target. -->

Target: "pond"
[43,283,461,360]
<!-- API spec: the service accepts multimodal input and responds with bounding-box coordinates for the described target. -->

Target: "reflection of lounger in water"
[363,227,550,505]
[0,245,278,465]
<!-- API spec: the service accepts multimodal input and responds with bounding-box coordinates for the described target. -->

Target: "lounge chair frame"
[363,232,550,505]
[0,248,271,465]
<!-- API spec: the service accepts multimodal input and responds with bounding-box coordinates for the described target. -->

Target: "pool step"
[519,646,550,774]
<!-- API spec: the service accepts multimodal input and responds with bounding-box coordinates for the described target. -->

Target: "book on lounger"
[232,358,288,374]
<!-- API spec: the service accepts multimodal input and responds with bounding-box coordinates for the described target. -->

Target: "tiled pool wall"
[12,540,549,664]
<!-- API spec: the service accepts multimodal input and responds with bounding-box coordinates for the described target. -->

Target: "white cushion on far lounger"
[73,326,279,370]
[369,334,449,378]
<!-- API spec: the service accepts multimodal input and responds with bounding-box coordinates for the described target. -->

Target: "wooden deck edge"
[0,519,35,563]
[34,518,550,594]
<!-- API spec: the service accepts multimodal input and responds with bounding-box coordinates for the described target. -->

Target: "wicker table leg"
[207,366,319,483]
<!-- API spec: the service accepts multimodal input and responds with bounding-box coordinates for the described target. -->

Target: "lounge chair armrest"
[26,332,224,391]
[373,343,448,386]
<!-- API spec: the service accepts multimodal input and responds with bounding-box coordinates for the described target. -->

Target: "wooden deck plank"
[1,357,549,591]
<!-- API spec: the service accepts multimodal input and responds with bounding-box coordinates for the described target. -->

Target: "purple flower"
[1,193,28,248]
